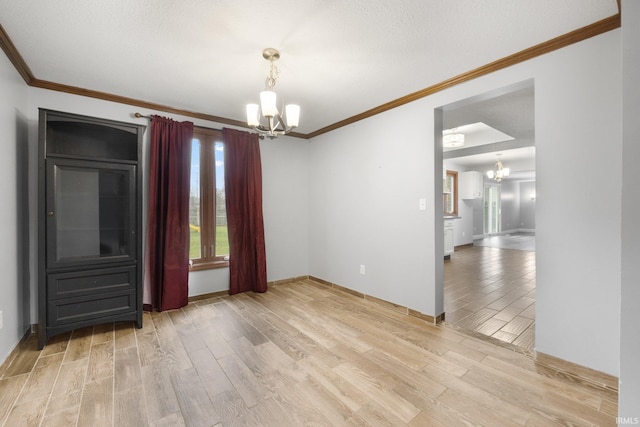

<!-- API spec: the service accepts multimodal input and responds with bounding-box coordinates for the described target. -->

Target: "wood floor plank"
[501,316,534,336]
[136,331,165,367]
[40,332,71,357]
[114,346,142,393]
[0,374,28,423]
[16,353,64,404]
[141,362,181,423]
[92,322,114,345]
[333,362,420,423]
[0,280,617,426]
[188,347,235,400]
[43,358,87,416]
[171,367,221,427]
[248,396,299,427]
[151,411,186,427]
[77,376,113,427]
[2,335,40,378]
[2,395,48,427]
[40,406,80,427]
[298,356,369,413]
[86,341,114,383]
[63,326,94,363]
[462,367,613,426]
[217,353,269,408]
[114,322,136,350]
[114,386,149,427]
[209,389,255,426]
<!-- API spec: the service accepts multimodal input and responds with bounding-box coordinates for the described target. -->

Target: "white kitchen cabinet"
[444,219,454,258]
[460,171,484,199]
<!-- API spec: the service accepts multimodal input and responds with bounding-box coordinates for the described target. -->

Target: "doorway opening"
[436,79,536,350]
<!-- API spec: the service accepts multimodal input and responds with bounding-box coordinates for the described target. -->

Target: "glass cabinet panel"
[47,158,136,267]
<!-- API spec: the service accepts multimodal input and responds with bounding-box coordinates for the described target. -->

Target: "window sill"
[189,260,229,271]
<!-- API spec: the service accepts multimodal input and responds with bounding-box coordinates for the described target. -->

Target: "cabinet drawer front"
[47,289,135,326]
[48,266,135,300]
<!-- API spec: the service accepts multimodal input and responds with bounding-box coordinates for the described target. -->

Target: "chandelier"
[246,48,300,139]
[487,154,510,182]
[442,129,464,148]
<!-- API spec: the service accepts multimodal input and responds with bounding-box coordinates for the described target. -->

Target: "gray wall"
[0,50,30,365]
[500,180,520,232]
[620,0,640,416]
[499,179,535,233]
[518,181,536,230]
[309,29,622,376]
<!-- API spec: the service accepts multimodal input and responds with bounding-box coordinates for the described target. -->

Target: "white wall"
[619,0,640,416]
[0,51,30,365]
[308,29,622,375]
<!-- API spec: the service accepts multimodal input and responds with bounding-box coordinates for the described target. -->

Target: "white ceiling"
[0,1,618,136]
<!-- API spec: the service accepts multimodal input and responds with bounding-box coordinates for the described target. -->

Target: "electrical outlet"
[360,265,365,275]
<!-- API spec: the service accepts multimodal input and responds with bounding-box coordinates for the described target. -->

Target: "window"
[189,127,229,269]
[443,169,458,216]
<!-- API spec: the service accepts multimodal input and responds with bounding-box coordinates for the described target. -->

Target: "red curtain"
[145,116,193,311]
[222,128,267,295]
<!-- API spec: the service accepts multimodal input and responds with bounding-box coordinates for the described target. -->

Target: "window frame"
[443,169,458,217]
[189,127,229,271]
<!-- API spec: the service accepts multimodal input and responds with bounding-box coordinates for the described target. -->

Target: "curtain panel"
[222,128,267,295]
[145,116,193,311]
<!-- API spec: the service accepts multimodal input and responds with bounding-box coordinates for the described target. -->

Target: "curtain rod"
[134,112,230,134]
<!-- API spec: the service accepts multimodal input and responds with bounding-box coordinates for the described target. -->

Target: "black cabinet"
[38,109,145,349]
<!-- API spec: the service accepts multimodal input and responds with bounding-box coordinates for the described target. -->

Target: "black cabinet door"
[46,158,136,269]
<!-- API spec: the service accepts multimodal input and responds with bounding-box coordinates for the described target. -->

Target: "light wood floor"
[0,279,617,426]
[444,244,536,350]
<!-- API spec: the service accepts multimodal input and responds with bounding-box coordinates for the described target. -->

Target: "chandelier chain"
[266,60,279,89]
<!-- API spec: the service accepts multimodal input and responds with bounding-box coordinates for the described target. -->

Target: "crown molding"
[1,11,620,140]
[0,22,34,84]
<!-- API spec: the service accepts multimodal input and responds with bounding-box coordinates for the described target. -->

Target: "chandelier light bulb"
[260,91,277,117]
[285,104,300,127]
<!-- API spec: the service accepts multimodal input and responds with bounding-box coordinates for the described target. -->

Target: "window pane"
[189,139,201,259]
[214,141,229,256]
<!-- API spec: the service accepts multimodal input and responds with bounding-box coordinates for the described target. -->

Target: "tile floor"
[444,234,536,350]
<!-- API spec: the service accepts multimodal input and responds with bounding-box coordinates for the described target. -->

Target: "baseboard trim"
[268,275,311,287]
[187,289,229,302]
[535,351,618,392]
[454,243,473,250]
[307,275,445,325]
[185,275,312,304]
[0,326,34,378]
